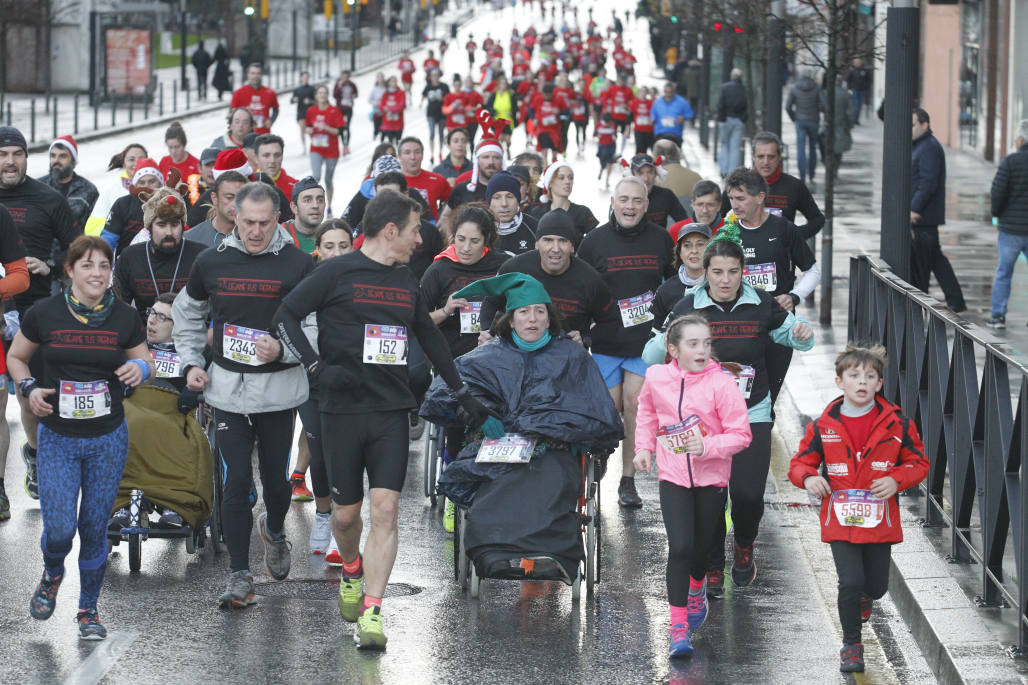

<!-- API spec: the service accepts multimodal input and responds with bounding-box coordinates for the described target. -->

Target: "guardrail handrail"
[848,253,1028,656]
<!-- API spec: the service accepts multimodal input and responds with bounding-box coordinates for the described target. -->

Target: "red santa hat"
[468,108,507,191]
[49,135,78,163]
[539,160,573,203]
[131,158,164,186]
[212,148,252,180]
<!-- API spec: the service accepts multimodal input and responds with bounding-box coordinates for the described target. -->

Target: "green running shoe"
[354,605,387,649]
[338,575,364,622]
[443,499,455,534]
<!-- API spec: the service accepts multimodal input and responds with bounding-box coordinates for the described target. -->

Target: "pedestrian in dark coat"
[986,120,1028,328]
[191,41,213,100]
[212,43,232,100]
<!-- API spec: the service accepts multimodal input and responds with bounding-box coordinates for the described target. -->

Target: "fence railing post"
[29,98,36,143]
[73,93,79,134]
[52,97,58,140]
[159,82,164,117]
[128,92,134,123]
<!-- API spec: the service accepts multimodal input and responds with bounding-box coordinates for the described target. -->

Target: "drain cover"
[254,580,422,600]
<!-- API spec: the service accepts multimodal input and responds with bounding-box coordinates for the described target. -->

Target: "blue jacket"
[651,96,693,137]
[911,129,946,226]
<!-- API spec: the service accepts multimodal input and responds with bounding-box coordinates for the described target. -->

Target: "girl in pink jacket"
[634,313,752,659]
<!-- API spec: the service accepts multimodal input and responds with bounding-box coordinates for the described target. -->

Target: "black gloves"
[456,390,492,428]
[178,388,200,415]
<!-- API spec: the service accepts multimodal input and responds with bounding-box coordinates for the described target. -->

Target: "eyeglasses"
[145,308,172,324]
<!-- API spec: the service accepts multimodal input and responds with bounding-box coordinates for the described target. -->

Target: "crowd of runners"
[0,5,927,674]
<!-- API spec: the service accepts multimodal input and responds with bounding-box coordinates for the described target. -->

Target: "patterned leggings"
[37,421,129,610]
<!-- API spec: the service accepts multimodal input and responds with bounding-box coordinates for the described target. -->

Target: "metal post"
[93,100,98,130]
[879,0,920,280]
[111,96,117,127]
[292,9,298,71]
[30,99,35,143]
[52,97,58,140]
[128,92,134,123]
[5,102,11,126]
[173,80,178,112]
[765,0,785,137]
[159,82,164,116]
[180,3,188,90]
[186,83,191,111]
[351,4,358,72]
[699,37,711,149]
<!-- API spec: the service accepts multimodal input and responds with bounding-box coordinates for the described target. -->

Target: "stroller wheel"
[469,563,480,599]
[129,533,142,573]
[572,571,582,602]
[185,528,197,555]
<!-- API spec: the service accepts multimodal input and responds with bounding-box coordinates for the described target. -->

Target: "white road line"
[63,630,140,685]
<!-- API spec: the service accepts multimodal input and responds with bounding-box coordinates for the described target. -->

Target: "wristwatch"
[790,293,801,307]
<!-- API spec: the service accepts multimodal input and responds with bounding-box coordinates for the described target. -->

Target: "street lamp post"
[179,0,188,91]
[350,0,358,72]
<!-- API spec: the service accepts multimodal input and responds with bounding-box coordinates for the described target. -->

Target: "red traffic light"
[734,26,744,33]
[713,22,723,31]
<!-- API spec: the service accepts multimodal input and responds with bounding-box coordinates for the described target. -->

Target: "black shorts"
[321,410,409,505]
[538,132,558,150]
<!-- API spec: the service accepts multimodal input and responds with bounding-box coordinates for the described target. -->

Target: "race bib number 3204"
[223,324,267,366]
[363,325,408,365]
[618,292,655,328]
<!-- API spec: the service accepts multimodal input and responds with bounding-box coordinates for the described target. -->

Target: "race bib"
[618,292,654,328]
[460,302,482,334]
[223,324,267,366]
[614,104,628,114]
[59,380,111,420]
[743,263,778,291]
[254,114,266,129]
[476,433,536,464]
[386,111,401,121]
[723,364,755,399]
[152,349,182,378]
[661,116,675,127]
[312,134,329,148]
[363,324,407,365]
[636,115,651,126]
[452,112,466,124]
[832,490,886,528]
[542,115,557,126]
[767,208,783,217]
[656,415,708,455]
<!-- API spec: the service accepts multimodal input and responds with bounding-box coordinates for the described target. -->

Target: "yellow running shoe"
[443,499,455,534]
[354,605,387,649]
[338,576,364,622]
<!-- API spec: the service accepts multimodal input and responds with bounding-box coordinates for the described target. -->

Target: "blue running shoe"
[76,609,107,640]
[29,569,63,620]
[668,623,693,658]
[686,581,708,631]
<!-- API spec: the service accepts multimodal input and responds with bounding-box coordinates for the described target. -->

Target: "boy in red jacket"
[789,345,928,674]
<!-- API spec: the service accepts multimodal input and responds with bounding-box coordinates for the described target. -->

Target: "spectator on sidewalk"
[910,108,966,312]
[827,80,856,173]
[986,120,1028,329]
[716,68,748,177]
[845,58,871,124]
[653,139,701,207]
[192,41,213,100]
[212,43,232,100]
[746,131,825,240]
[651,83,692,147]
[37,135,97,233]
[786,68,826,186]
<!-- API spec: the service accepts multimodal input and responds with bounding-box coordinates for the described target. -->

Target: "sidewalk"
[679,108,1028,682]
[2,5,473,151]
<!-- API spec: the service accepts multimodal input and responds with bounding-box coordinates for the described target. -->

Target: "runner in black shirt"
[649,222,711,329]
[8,235,152,640]
[291,71,316,149]
[421,70,450,164]
[172,182,314,609]
[629,153,688,228]
[487,172,537,256]
[725,168,820,404]
[750,131,825,239]
[0,204,29,519]
[527,160,599,247]
[113,188,205,316]
[361,171,441,280]
[273,189,493,650]
[480,209,616,346]
[577,175,675,508]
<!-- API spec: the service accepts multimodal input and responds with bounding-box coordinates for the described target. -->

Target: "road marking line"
[63,630,139,685]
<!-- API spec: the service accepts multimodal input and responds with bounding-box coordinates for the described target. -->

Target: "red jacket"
[789,396,928,544]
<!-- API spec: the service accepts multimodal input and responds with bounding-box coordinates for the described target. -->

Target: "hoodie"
[785,77,826,125]
[636,359,752,488]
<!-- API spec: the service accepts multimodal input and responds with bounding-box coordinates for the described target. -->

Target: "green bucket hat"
[453,273,552,311]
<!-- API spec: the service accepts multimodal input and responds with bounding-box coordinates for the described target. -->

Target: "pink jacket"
[636,359,752,488]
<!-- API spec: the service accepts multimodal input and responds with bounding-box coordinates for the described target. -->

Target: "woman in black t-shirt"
[8,235,152,641]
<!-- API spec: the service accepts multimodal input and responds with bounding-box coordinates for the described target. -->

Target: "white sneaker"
[324,537,343,566]
[309,512,332,555]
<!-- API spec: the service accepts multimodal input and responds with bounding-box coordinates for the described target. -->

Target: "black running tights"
[660,481,725,607]
[831,541,891,643]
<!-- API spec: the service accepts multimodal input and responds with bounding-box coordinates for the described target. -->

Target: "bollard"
[173,80,178,113]
[93,99,98,130]
[159,82,164,116]
[128,92,134,123]
[74,93,79,134]
[186,85,190,111]
[111,95,117,127]
[30,98,35,143]
[7,101,12,127]
[144,90,150,119]
[52,97,57,140]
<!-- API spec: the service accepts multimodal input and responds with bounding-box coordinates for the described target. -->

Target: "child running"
[789,345,928,673]
[634,313,752,658]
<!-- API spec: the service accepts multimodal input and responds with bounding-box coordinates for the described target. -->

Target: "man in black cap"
[487,172,537,257]
[630,153,688,228]
[37,135,97,233]
[480,209,617,346]
[281,176,326,253]
[0,125,79,501]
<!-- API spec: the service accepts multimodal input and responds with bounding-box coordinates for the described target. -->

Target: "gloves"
[178,388,200,415]
[482,415,506,439]
[456,391,492,428]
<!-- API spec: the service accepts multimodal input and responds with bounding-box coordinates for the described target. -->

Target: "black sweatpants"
[660,481,725,606]
[910,225,966,310]
[297,397,329,500]
[634,130,655,155]
[766,342,794,406]
[214,407,296,572]
[830,541,892,643]
[709,422,773,569]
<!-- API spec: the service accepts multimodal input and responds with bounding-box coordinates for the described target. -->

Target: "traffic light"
[260,0,269,19]
[324,0,332,19]
[734,26,744,33]
[670,15,678,22]
[244,2,256,17]
[713,22,723,31]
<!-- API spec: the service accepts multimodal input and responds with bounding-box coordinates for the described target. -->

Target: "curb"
[774,370,1027,685]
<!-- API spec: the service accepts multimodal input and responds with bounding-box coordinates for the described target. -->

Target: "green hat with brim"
[453,273,552,312]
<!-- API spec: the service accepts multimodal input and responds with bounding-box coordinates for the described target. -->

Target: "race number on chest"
[152,349,182,378]
[223,324,267,366]
[743,263,777,291]
[364,324,408,365]
[59,380,112,420]
[618,292,654,328]
[831,490,886,528]
[656,415,708,454]
[460,302,482,334]
[476,433,537,464]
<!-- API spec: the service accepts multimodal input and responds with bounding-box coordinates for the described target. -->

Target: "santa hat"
[539,160,573,203]
[49,135,78,163]
[468,108,507,191]
[131,158,164,186]
[141,187,187,229]
[212,148,252,180]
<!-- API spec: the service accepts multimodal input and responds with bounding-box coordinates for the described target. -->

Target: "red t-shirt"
[600,85,633,122]
[595,121,616,146]
[512,62,531,81]
[405,169,451,220]
[465,40,477,54]
[443,92,471,129]
[459,90,483,124]
[483,38,495,51]
[840,406,880,458]
[630,98,655,132]
[230,85,280,134]
[274,171,297,200]
[399,58,416,82]
[158,154,200,182]
[380,90,406,131]
[532,95,567,136]
[423,58,440,74]
[305,105,346,158]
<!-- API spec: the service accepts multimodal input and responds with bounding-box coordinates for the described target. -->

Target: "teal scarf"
[512,330,551,351]
[66,288,116,328]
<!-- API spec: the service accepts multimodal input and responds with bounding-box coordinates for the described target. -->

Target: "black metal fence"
[848,254,1028,654]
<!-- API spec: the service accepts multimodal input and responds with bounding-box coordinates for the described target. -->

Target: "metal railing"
[848,253,1028,654]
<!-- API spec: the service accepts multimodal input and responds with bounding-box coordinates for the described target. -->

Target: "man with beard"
[36,135,97,232]
[113,188,205,316]
[96,158,164,256]
[0,126,79,504]
[439,135,505,230]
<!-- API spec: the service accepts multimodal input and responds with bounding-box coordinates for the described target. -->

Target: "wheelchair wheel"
[469,561,480,599]
[456,509,469,590]
[185,529,196,555]
[572,571,582,602]
[585,485,597,592]
[129,533,142,573]
[423,423,439,505]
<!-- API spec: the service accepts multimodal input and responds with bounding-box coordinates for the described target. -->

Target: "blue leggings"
[37,421,129,610]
